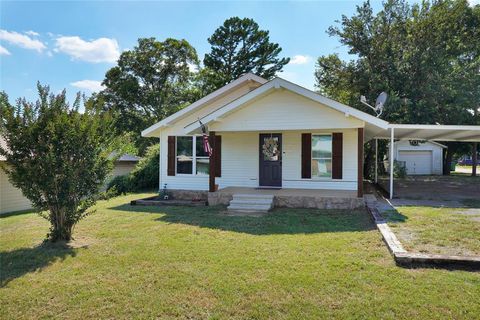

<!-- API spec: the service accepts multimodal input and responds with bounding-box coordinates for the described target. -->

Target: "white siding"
[111,162,137,178]
[282,129,358,190]
[160,130,359,191]
[159,82,264,191]
[210,90,364,132]
[1,164,32,214]
[165,82,259,136]
[392,140,444,175]
[158,86,362,192]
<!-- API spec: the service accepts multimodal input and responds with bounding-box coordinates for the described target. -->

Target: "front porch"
[208,187,364,210]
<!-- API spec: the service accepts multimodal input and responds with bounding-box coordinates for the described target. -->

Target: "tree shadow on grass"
[109,203,376,235]
[381,209,408,223]
[1,242,77,287]
[0,209,35,219]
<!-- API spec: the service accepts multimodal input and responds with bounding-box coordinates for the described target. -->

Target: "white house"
[142,73,391,209]
[390,140,446,175]
[142,73,480,207]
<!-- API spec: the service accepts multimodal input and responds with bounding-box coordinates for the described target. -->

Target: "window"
[176,136,210,175]
[176,136,193,174]
[311,135,332,178]
[195,137,210,175]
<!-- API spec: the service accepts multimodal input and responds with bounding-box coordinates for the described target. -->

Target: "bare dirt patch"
[378,174,480,201]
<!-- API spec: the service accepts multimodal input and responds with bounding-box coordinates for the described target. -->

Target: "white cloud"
[0,45,10,55]
[468,0,479,6]
[25,30,39,36]
[289,55,311,65]
[55,36,120,63]
[70,80,105,92]
[0,29,46,52]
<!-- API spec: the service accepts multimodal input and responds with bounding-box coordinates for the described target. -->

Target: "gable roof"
[141,73,267,137]
[183,77,390,134]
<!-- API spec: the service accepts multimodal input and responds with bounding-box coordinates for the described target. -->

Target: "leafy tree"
[101,37,200,153]
[315,0,480,175]
[0,85,114,242]
[204,17,290,89]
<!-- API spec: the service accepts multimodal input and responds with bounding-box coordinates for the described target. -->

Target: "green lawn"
[1,194,479,319]
[386,206,480,256]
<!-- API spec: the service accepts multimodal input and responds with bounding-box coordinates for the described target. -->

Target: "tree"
[101,37,200,153]
[0,85,114,242]
[315,0,480,176]
[204,17,290,89]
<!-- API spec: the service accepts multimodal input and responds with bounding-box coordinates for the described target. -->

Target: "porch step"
[227,194,274,213]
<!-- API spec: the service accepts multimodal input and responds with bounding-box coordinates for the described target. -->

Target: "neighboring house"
[389,140,446,175]
[0,160,32,215]
[1,136,140,214]
[111,154,141,178]
[142,73,389,200]
[0,136,32,214]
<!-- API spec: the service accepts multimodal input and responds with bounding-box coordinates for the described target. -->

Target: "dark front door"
[259,133,282,187]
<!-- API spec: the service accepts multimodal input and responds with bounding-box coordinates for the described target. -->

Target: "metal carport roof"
[373,124,480,142]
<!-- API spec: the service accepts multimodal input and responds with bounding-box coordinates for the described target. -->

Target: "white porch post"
[158,136,162,193]
[389,128,395,199]
[374,138,378,183]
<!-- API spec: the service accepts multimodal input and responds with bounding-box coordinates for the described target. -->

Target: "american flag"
[199,119,212,157]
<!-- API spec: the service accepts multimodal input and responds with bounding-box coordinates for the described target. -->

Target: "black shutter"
[214,135,221,177]
[167,136,175,176]
[332,133,343,179]
[301,133,312,179]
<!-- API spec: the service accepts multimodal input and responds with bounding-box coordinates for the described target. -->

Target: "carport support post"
[472,142,477,177]
[389,128,394,199]
[375,138,378,183]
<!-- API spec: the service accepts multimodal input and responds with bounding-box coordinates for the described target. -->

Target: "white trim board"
[184,77,389,134]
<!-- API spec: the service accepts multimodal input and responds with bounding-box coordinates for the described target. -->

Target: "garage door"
[398,151,433,175]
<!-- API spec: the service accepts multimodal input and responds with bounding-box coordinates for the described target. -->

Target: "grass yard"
[1,193,479,319]
[385,206,480,256]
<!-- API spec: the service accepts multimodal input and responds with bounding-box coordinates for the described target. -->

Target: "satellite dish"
[359,91,388,117]
[375,92,388,108]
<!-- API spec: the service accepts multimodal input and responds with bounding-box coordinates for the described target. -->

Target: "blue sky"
[0,0,390,104]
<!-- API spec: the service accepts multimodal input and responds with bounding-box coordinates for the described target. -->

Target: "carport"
[372,124,480,199]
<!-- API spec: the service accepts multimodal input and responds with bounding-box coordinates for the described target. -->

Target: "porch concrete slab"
[209,187,363,209]
[217,187,358,198]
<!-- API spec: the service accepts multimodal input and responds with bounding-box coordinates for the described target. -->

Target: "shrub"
[106,144,159,194]
[394,160,407,178]
[107,175,133,195]
[129,144,159,190]
[0,85,113,242]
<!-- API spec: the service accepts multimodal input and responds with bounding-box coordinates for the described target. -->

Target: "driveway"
[378,174,480,202]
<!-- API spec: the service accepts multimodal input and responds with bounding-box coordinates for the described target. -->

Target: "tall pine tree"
[204,17,290,90]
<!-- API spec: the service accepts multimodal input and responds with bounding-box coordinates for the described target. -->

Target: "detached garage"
[391,140,445,175]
